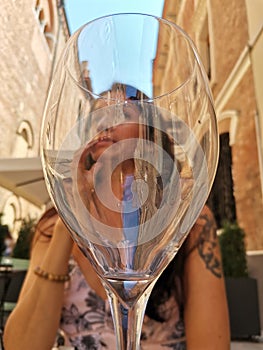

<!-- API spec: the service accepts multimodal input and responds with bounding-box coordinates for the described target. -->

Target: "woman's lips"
[92,135,114,148]
[88,135,115,159]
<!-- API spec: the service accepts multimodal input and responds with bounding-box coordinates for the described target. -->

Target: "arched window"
[1,196,22,240]
[33,0,56,52]
[208,133,237,228]
[208,110,239,227]
[218,110,239,146]
[12,120,34,157]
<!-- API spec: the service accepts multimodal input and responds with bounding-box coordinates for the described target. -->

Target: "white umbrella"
[0,157,50,208]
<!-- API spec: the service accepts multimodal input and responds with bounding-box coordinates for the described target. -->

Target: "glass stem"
[103,280,156,350]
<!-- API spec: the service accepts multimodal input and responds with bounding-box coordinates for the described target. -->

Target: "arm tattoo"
[197,214,222,278]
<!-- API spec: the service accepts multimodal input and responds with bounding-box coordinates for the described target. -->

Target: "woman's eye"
[123,103,139,120]
[123,109,132,119]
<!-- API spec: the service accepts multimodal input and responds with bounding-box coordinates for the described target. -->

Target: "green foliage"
[0,213,10,257]
[12,216,36,259]
[219,221,248,278]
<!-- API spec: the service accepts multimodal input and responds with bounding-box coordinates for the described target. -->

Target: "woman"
[4,86,230,349]
[3,205,230,349]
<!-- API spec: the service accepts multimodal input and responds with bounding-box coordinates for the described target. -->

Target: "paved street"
[231,340,263,349]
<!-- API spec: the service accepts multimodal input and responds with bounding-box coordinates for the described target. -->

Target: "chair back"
[5,270,27,303]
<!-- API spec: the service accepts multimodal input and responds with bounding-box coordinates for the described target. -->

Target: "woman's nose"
[96,108,123,133]
[97,118,109,133]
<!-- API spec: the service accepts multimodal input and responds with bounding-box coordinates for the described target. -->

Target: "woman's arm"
[183,206,230,350]
[3,218,74,350]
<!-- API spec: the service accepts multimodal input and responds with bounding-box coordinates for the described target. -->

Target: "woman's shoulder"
[194,205,215,229]
[183,205,217,256]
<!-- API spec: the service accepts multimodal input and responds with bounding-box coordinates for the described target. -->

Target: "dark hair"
[145,244,186,322]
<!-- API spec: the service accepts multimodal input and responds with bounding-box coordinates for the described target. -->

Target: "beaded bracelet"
[34,266,70,283]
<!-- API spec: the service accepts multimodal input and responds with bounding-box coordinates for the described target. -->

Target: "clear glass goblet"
[41,13,218,350]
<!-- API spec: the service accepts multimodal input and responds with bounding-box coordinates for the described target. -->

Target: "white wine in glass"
[41,13,218,350]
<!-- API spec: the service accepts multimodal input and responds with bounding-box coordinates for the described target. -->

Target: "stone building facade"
[0,0,69,236]
[159,0,263,252]
[0,0,262,252]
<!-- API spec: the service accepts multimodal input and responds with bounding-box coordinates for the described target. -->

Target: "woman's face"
[88,99,141,163]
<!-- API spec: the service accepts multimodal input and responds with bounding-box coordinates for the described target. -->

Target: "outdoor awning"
[0,157,50,208]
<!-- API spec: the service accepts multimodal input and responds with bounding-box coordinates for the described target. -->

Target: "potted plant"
[12,216,36,261]
[0,213,10,260]
[219,221,261,339]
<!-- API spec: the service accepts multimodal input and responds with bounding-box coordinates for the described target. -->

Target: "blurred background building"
[1,0,262,248]
[158,0,263,251]
[0,0,69,237]
[0,0,262,338]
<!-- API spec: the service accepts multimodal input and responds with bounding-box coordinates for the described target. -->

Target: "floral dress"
[60,262,186,349]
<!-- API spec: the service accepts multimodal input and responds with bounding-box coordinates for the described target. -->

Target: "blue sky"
[65,0,165,33]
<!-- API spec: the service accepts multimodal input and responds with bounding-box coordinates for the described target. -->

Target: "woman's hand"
[3,213,74,350]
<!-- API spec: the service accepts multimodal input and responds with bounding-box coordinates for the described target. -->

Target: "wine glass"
[41,13,218,350]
